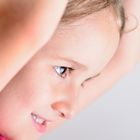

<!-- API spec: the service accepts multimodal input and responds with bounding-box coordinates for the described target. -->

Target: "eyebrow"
[57,56,101,81]
[57,56,87,69]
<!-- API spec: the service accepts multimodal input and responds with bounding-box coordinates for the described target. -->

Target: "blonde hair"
[61,0,125,34]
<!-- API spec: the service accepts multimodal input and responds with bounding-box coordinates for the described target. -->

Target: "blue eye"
[54,66,73,78]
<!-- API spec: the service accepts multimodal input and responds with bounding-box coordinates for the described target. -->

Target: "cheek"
[0,85,30,134]
[0,58,48,113]
[9,55,55,110]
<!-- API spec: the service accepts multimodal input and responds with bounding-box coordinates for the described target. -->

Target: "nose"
[51,102,77,119]
[51,92,79,120]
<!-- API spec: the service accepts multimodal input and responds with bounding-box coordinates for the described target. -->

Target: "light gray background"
[41,62,140,140]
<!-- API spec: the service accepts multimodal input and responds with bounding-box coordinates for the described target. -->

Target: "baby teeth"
[32,114,37,120]
[31,113,45,125]
[36,117,45,124]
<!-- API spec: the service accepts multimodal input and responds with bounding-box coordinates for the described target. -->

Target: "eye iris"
[55,66,67,75]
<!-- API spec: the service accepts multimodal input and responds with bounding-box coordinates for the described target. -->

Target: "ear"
[85,28,140,99]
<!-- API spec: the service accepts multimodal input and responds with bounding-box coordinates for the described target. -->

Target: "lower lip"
[31,118,47,134]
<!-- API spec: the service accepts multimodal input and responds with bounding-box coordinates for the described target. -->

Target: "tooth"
[33,115,37,120]
[32,113,37,120]
[31,113,46,125]
[36,118,45,124]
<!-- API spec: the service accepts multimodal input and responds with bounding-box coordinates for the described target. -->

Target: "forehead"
[44,8,119,72]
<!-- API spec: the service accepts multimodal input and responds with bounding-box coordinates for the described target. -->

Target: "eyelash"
[54,66,74,78]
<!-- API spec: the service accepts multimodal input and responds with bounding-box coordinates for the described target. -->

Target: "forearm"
[0,0,68,92]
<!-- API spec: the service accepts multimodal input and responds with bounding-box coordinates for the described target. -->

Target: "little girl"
[0,0,140,140]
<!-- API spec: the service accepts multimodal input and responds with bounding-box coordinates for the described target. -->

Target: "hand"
[0,0,68,92]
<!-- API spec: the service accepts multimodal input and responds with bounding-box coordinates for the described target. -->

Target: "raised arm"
[0,0,68,92]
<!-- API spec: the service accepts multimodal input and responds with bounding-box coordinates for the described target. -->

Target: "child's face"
[0,9,120,140]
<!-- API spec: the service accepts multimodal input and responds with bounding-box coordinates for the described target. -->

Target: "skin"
[87,0,140,102]
[0,7,120,140]
[0,0,68,92]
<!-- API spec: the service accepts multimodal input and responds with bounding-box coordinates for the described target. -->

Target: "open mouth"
[31,112,52,134]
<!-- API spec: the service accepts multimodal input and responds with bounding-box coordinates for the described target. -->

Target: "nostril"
[58,111,72,119]
[59,111,65,118]
[51,102,76,120]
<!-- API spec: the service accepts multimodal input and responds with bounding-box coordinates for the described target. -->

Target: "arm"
[0,0,68,92]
